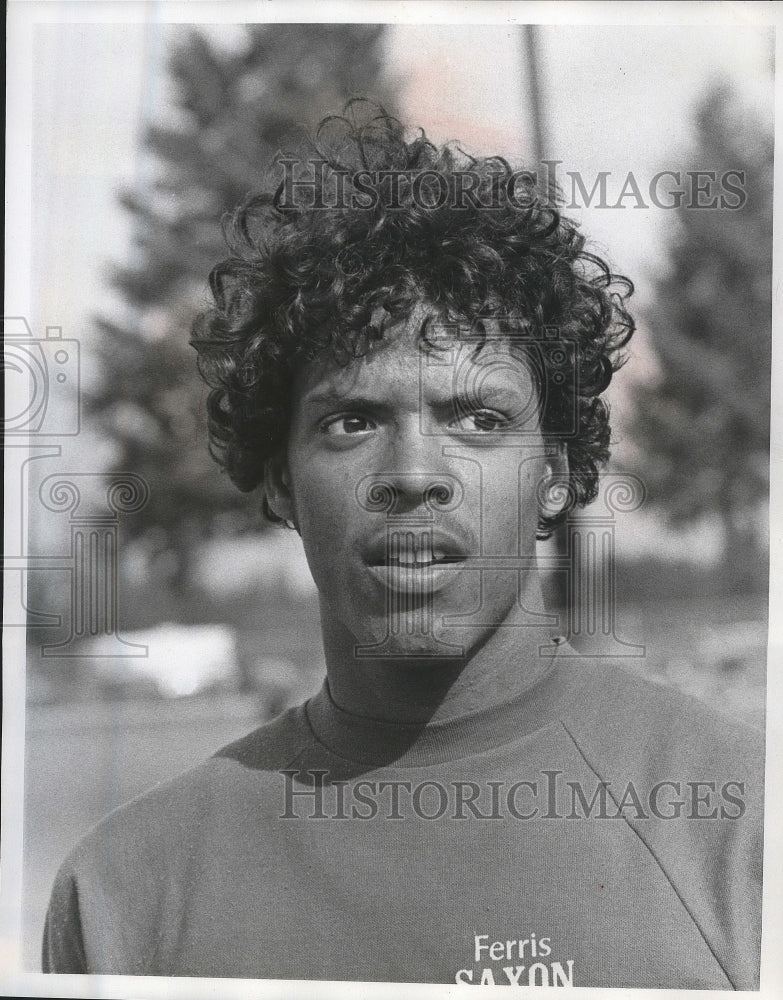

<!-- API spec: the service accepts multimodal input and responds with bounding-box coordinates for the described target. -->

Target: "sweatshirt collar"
[304,639,588,767]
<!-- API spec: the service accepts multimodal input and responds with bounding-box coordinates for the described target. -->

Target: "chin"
[349,614,468,662]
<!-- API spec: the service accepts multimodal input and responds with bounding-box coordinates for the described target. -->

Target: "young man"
[43,108,763,988]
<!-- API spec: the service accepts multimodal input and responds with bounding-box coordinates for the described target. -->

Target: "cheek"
[519,456,546,518]
[475,453,544,543]
[288,459,357,553]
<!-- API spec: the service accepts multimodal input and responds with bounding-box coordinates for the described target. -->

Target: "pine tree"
[630,81,772,590]
[90,25,395,588]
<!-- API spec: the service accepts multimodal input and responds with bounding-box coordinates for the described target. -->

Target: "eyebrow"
[301,391,388,412]
[302,385,533,415]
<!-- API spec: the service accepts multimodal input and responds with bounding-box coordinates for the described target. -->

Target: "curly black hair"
[192,102,635,537]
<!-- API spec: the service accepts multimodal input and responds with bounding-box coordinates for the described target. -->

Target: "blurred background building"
[17,14,772,967]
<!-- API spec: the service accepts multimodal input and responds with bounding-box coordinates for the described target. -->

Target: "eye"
[320,414,377,436]
[449,409,510,433]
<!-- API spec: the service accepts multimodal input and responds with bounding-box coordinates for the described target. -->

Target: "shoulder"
[44,701,318,973]
[56,700,315,884]
[559,657,764,783]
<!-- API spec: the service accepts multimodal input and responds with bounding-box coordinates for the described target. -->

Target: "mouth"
[367,528,468,566]
[364,529,468,593]
[386,532,465,567]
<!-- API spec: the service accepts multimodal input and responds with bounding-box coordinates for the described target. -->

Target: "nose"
[357,472,463,517]
[356,419,463,517]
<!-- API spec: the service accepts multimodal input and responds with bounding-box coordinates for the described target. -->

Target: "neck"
[321,590,559,725]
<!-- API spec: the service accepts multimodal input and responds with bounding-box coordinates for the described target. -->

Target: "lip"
[362,527,471,594]
[365,560,467,595]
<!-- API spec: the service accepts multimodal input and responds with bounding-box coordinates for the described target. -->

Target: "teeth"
[387,533,437,567]
[416,540,433,564]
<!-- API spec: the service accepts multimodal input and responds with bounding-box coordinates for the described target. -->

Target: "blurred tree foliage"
[89,24,395,587]
[630,81,772,590]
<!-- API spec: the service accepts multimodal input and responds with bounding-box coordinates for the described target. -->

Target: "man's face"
[268,311,562,659]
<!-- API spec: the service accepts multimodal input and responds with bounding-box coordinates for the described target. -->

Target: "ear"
[538,442,571,521]
[263,456,296,525]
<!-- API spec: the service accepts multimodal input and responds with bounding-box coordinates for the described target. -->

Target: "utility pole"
[523,24,547,165]
[522,24,570,621]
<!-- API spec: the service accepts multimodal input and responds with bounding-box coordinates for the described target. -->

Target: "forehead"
[295,311,538,403]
